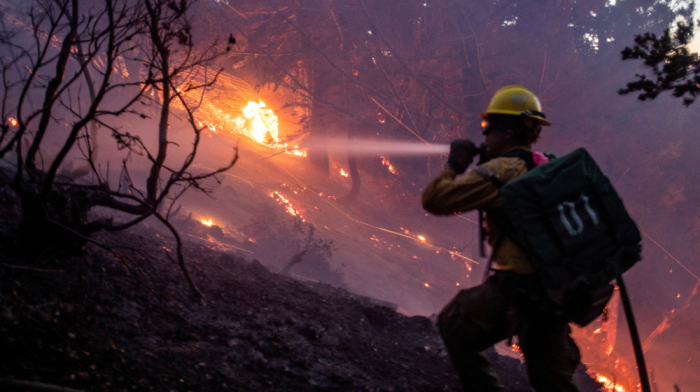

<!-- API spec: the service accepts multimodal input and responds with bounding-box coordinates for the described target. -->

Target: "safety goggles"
[481,119,499,136]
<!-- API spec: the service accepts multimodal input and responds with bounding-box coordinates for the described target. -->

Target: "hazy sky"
[688,1,700,51]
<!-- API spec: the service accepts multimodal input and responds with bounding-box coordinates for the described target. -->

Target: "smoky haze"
[3,0,699,391]
[202,1,699,390]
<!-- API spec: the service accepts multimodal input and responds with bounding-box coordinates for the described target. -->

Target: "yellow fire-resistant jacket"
[422,152,535,275]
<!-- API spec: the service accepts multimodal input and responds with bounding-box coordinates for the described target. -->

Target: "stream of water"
[301,138,450,156]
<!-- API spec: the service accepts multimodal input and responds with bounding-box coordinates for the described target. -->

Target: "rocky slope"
[0,200,603,391]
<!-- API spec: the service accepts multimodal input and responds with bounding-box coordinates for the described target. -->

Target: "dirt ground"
[0,196,603,392]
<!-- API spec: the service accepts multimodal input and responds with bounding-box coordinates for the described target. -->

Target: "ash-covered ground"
[0,197,603,391]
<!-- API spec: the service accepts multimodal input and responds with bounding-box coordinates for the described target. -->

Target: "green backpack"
[477,148,642,325]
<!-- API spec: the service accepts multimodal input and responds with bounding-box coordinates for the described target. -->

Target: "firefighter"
[422,85,581,392]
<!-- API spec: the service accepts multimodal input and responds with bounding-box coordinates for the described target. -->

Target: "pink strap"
[532,151,549,166]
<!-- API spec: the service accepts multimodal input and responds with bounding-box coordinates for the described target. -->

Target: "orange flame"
[271,191,304,221]
[237,100,279,144]
[575,290,637,392]
[339,168,349,177]
[8,117,17,126]
[200,218,213,227]
[170,73,308,157]
[596,375,626,392]
[286,144,307,156]
[380,156,397,174]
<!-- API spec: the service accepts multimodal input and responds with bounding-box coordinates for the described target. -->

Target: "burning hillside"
[1,0,699,391]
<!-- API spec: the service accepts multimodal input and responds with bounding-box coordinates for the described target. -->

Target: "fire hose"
[617,275,652,392]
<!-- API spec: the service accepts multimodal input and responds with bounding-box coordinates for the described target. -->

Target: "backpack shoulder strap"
[473,165,504,188]
[473,160,526,282]
[474,149,534,187]
[501,148,536,170]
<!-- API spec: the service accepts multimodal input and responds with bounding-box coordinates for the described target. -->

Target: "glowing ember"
[271,191,304,221]
[285,144,307,156]
[511,344,520,352]
[424,283,430,288]
[417,235,426,242]
[380,156,397,174]
[8,117,17,126]
[200,218,213,227]
[340,168,349,177]
[596,375,625,392]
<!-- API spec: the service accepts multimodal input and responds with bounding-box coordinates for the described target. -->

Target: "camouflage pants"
[438,271,581,392]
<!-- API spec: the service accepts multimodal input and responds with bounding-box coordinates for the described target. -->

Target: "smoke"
[5,0,695,389]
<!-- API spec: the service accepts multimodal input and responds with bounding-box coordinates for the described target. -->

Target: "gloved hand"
[447,139,478,174]
[476,143,490,165]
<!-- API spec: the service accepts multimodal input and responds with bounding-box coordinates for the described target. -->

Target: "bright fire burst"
[200,218,213,227]
[596,375,625,392]
[236,100,279,143]
[339,168,349,177]
[230,101,308,156]
[173,76,308,156]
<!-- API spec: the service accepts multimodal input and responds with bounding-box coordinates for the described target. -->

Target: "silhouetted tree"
[0,0,237,297]
[620,21,700,105]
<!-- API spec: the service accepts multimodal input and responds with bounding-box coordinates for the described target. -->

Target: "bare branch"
[26,0,79,175]
[153,211,202,299]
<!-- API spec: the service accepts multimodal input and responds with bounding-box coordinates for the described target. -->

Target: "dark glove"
[447,139,478,174]
[476,143,491,165]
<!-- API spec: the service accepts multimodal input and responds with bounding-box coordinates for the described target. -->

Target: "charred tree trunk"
[342,154,361,204]
[307,61,330,176]
[18,187,93,255]
[341,125,361,205]
[450,1,487,137]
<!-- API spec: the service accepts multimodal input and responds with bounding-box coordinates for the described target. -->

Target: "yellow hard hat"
[479,85,551,126]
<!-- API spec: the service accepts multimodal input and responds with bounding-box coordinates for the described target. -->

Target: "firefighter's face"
[481,120,513,157]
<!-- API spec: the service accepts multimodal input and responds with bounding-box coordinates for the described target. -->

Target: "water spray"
[300,138,451,157]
